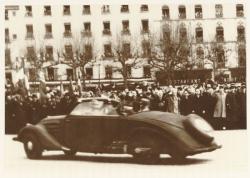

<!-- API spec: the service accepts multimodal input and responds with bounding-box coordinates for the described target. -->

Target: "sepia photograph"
[1,0,248,178]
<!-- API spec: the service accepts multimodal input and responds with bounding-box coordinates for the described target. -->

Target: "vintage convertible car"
[13,97,221,162]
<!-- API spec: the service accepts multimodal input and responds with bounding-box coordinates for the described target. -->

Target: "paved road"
[2,130,248,178]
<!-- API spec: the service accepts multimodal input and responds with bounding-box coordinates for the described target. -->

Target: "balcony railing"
[25,11,32,17]
[44,11,51,16]
[162,14,170,20]
[237,35,245,42]
[179,13,186,19]
[82,9,91,14]
[44,33,53,39]
[104,52,114,58]
[141,29,149,34]
[63,11,71,15]
[26,33,34,39]
[121,29,130,35]
[195,12,203,19]
[196,37,203,43]
[237,11,244,17]
[81,30,92,37]
[103,29,111,35]
[63,31,72,37]
[216,35,224,42]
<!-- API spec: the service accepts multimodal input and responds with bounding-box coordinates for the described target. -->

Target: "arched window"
[162,5,169,19]
[238,45,246,67]
[196,47,204,59]
[217,45,225,68]
[195,27,203,43]
[237,25,245,41]
[216,26,224,42]
[178,5,186,19]
[179,26,187,41]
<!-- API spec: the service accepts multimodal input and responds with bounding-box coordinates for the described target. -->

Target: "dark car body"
[13,97,221,161]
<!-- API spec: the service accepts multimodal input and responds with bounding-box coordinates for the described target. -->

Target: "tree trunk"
[124,75,128,89]
[73,67,77,81]
[81,67,86,90]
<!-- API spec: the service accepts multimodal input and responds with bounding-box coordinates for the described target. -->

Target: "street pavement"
[2,130,248,178]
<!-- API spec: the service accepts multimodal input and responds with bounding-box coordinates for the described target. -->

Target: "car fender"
[15,124,68,151]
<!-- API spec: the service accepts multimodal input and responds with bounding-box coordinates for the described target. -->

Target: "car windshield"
[70,99,119,116]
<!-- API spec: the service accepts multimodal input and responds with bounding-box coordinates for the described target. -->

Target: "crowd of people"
[5,81,246,134]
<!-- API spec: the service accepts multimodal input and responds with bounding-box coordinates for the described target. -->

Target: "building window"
[238,45,246,67]
[64,45,73,61]
[178,5,186,19]
[236,4,244,17]
[217,45,225,68]
[26,46,36,61]
[82,22,92,37]
[64,23,72,37]
[141,19,149,33]
[45,46,53,61]
[196,47,204,68]
[143,66,151,78]
[5,28,10,43]
[102,5,110,14]
[122,43,131,57]
[63,5,70,15]
[215,4,223,18]
[179,27,187,42]
[142,41,151,58]
[162,24,171,41]
[5,48,11,66]
[28,68,36,81]
[122,20,130,35]
[66,69,74,80]
[195,27,203,43]
[25,6,32,17]
[85,68,93,79]
[105,66,113,79]
[82,5,91,14]
[84,44,93,59]
[141,5,148,12]
[103,21,111,35]
[162,5,170,19]
[104,44,113,57]
[44,6,51,16]
[216,26,224,42]
[121,5,129,13]
[26,25,34,39]
[47,68,55,81]
[195,5,202,19]
[45,24,53,39]
[5,10,8,20]
[237,25,245,41]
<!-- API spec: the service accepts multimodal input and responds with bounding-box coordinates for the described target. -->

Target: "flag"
[39,79,47,103]
[77,76,82,95]
[60,80,64,95]
[68,77,74,95]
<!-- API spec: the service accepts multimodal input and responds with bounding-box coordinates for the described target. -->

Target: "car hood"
[40,115,67,124]
[128,111,187,129]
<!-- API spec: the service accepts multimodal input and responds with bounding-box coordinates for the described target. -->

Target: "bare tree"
[148,22,194,83]
[112,34,141,89]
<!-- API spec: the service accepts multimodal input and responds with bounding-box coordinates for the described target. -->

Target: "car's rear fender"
[15,124,68,151]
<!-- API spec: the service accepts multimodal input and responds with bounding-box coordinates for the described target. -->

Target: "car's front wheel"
[129,135,161,164]
[23,134,43,159]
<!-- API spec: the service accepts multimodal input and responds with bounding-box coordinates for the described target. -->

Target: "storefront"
[230,67,246,82]
[156,69,213,85]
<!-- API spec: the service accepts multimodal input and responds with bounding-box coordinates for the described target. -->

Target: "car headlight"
[192,118,213,133]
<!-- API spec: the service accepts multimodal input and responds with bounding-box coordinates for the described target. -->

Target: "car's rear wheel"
[63,150,77,156]
[23,134,43,159]
[129,135,161,164]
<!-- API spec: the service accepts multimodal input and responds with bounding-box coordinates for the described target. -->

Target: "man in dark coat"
[202,85,216,124]
[192,88,204,117]
[225,86,239,129]
[179,90,192,115]
[235,85,246,129]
